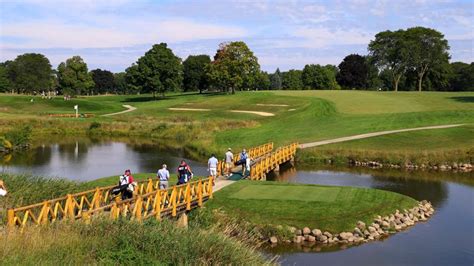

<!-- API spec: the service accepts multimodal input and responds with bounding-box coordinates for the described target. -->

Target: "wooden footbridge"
[7,142,297,228]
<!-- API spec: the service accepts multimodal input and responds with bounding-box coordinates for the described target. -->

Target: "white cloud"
[1,18,247,49]
[292,27,373,48]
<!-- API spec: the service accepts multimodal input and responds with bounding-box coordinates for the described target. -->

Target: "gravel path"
[101,105,137,117]
[299,124,465,149]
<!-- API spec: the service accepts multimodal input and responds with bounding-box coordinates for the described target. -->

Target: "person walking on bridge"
[225,148,233,178]
[157,164,170,190]
[208,154,218,180]
[240,149,248,176]
[177,160,193,185]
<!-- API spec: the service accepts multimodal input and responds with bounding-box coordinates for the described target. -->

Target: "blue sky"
[0,0,472,72]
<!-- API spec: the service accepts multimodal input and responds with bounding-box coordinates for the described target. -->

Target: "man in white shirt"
[208,154,218,179]
[157,164,170,189]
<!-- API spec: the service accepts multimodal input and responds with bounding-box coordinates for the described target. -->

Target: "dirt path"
[230,110,275,116]
[213,179,235,192]
[300,124,464,149]
[101,105,137,117]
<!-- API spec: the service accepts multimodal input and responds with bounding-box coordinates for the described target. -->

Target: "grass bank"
[1,219,268,265]
[298,125,474,166]
[205,180,417,232]
[1,90,473,164]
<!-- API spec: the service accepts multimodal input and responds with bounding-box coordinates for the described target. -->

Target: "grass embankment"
[298,125,474,165]
[0,173,268,265]
[206,180,417,232]
[1,91,473,163]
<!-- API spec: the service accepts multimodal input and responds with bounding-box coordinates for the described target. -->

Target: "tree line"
[0,26,472,95]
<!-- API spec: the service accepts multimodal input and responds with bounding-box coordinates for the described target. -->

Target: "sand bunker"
[169,108,211,111]
[256,104,289,107]
[230,110,275,117]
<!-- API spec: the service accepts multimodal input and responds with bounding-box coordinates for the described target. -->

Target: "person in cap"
[224,148,233,178]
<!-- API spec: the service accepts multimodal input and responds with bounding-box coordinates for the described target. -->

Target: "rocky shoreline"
[269,200,434,247]
[349,160,472,172]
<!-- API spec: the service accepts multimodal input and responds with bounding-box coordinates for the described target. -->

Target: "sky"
[0,0,472,73]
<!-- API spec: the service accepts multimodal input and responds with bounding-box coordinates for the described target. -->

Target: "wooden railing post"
[154,190,162,220]
[7,208,15,227]
[133,196,143,221]
[65,194,75,220]
[185,183,192,210]
[208,177,213,199]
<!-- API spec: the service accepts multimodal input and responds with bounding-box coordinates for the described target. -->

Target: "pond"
[1,138,473,265]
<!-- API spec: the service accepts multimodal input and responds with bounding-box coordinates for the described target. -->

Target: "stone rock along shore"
[349,160,472,172]
[269,200,434,246]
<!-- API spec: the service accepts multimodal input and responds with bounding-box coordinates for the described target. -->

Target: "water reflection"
[1,138,207,181]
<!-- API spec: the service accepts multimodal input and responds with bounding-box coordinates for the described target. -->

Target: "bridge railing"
[83,177,213,222]
[250,143,298,180]
[7,178,168,228]
[217,142,274,177]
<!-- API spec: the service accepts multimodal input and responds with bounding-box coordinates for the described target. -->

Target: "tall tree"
[114,72,127,94]
[448,62,474,91]
[336,54,369,89]
[281,69,303,90]
[135,43,183,97]
[368,30,409,91]
[7,53,53,94]
[302,64,340,90]
[270,68,282,90]
[183,55,211,93]
[124,64,142,94]
[255,71,271,90]
[0,63,11,92]
[208,41,260,94]
[90,69,115,94]
[57,56,94,96]
[405,27,450,91]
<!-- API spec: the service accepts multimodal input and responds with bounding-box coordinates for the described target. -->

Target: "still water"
[1,138,473,265]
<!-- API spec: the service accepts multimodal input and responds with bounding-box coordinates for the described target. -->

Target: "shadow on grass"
[449,96,474,103]
[121,92,226,103]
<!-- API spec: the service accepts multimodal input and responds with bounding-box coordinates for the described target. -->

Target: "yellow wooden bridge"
[7,142,297,228]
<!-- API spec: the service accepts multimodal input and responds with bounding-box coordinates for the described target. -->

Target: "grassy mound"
[206,181,417,232]
[0,219,267,265]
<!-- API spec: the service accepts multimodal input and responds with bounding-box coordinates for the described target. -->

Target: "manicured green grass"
[1,91,473,162]
[299,125,474,165]
[206,181,417,232]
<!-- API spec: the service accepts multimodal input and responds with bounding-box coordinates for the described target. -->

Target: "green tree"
[7,53,53,94]
[270,68,282,90]
[90,69,115,94]
[208,41,260,94]
[255,71,271,90]
[114,72,127,94]
[281,69,303,90]
[336,54,368,89]
[369,30,410,91]
[135,43,183,97]
[124,64,142,94]
[405,27,450,91]
[302,64,340,90]
[0,63,11,92]
[448,62,474,91]
[183,55,211,93]
[57,56,94,96]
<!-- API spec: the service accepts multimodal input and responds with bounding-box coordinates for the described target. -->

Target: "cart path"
[300,124,465,149]
[101,105,137,117]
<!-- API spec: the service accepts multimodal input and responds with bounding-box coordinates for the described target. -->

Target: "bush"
[4,125,32,147]
[88,121,101,130]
